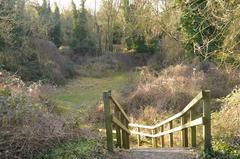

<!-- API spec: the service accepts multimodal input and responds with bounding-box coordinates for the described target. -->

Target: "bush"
[195,88,240,159]
[0,71,82,158]
[0,38,76,85]
[122,65,204,118]
[121,64,240,120]
[147,35,185,70]
[76,53,141,77]
[30,38,76,84]
[213,88,240,147]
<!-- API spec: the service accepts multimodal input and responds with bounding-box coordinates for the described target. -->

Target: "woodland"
[0,0,240,158]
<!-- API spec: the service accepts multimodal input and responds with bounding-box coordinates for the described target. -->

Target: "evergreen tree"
[71,0,88,50]
[50,2,61,47]
[35,0,53,39]
[14,0,26,48]
[71,0,79,47]
[78,0,87,42]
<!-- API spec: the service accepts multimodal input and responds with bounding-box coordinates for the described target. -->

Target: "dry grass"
[75,53,144,78]
[0,70,83,158]
[120,64,240,122]
[123,65,204,118]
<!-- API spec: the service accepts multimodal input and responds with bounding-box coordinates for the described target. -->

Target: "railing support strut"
[202,90,212,152]
[103,91,113,151]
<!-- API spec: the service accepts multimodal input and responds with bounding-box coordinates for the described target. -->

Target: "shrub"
[197,88,240,159]
[0,71,82,158]
[0,38,76,85]
[121,64,240,120]
[76,53,141,77]
[147,35,185,70]
[213,88,240,145]
[30,38,76,84]
[122,65,204,118]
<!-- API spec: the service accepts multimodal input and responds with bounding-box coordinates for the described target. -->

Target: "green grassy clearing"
[51,72,130,109]
[37,72,131,159]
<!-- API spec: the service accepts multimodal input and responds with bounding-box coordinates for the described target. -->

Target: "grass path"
[51,72,130,109]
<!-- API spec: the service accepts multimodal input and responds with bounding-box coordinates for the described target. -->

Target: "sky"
[36,0,101,11]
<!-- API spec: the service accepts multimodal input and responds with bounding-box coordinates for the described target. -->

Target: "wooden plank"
[115,110,121,148]
[125,119,130,149]
[169,121,173,147]
[202,90,212,152]
[98,129,116,134]
[137,127,141,147]
[155,117,203,137]
[153,91,202,129]
[103,91,113,151]
[190,108,197,147]
[109,96,130,122]
[131,130,155,138]
[121,115,127,149]
[152,128,157,148]
[130,117,204,138]
[129,91,203,130]
[129,123,154,129]
[161,125,165,147]
[112,116,131,134]
[181,115,188,147]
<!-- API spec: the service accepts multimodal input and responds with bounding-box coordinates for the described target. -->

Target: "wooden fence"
[103,90,212,152]
[103,90,130,151]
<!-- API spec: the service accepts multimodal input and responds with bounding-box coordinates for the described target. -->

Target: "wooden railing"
[103,90,130,151]
[129,90,212,152]
[103,90,212,152]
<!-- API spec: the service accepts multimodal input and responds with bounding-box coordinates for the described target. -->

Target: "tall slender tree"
[50,2,61,47]
[71,0,88,49]
[79,0,87,41]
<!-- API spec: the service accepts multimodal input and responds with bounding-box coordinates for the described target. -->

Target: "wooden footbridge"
[103,90,212,159]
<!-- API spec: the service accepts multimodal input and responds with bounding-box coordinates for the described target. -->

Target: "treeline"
[0,0,240,83]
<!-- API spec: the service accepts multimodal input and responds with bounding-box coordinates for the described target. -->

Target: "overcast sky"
[36,0,101,11]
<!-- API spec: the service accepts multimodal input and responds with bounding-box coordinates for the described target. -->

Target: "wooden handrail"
[112,116,131,134]
[130,117,204,138]
[103,90,212,153]
[129,91,203,129]
[103,90,130,151]
[128,90,212,152]
[109,96,130,122]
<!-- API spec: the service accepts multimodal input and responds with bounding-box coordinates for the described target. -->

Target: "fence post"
[122,117,128,149]
[169,121,173,147]
[190,108,197,147]
[125,119,130,149]
[202,90,212,152]
[152,128,157,148]
[103,91,113,151]
[115,109,121,148]
[137,127,141,147]
[161,125,165,147]
[181,115,188,147]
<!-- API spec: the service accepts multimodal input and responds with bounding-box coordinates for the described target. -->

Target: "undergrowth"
[120,64,240,122]
[204,88,240,159]
[34,139,106,159]
[0,70,85,158]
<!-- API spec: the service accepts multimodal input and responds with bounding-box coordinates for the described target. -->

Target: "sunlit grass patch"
[51,72,130,109]
[34,139,104,159]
